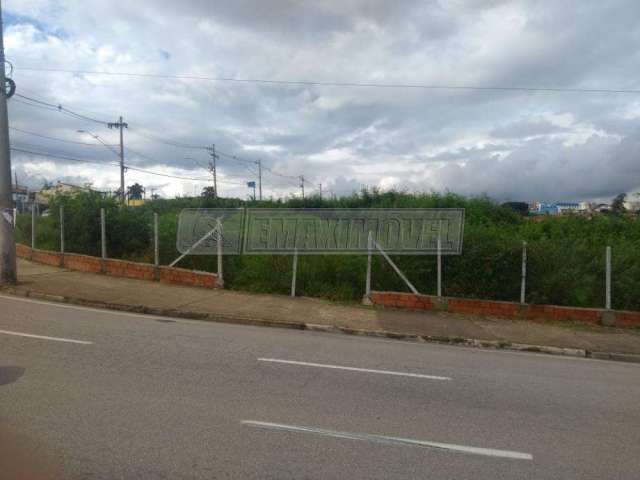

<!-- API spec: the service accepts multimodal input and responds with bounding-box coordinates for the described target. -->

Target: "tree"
[201,186,216,199]
[127,183,145,200]
[611,193,627,214]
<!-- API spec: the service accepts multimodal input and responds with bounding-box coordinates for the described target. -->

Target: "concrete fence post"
[605,246,612,310]
[31,202,35,251]
[59,206,65,255]
[520,241,527,304]
[100,208,106,260]
[216,218,224,288]
[153,212,159,267]
[437,228,442,298]
[291,248,298,297]
[364,230,373,303]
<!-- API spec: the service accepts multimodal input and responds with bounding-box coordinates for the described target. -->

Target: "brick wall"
[159,266,216,289]
[614,311,640,328]
[104,258,155,281]
[63,253,103,274]
[31,249,63,267]
[370,292,435,310]
[16,244,217,289]
[369,290,640,328]
[447,298,521,318]
[526,304,601,324]
[16,244,31,258]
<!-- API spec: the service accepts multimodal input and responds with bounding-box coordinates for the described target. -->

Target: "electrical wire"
[128,127,207,150]
[15,66,640,94]
[13,93,110,125]
[125,165,246,185]
[11,92,306,187]
[11,145,245,186]
[10,146,120,167]
[9,126,118,146]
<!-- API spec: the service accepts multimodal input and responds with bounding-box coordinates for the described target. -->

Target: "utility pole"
[257,159,262,201]
[300,175,305,199]
[108,116,128,205]
[208,144,218,199]
[0,1,16,284]
[318,183,323,200]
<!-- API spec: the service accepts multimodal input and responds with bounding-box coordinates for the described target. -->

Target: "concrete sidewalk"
[4,259,640,360]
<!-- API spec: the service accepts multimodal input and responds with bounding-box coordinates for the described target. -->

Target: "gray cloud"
[4,0,640,200]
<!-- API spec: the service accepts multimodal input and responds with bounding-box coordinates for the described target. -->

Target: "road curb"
[3,286,639,363]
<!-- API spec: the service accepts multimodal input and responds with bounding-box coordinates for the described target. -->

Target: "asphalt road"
[1,294,639,479]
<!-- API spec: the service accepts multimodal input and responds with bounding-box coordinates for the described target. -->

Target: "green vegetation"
[15,190,640,311]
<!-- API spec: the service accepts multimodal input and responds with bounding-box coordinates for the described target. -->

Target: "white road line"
[0,293,192,323]
[258,358,451,381]
[242,421,533,460]
[0,329,93,345]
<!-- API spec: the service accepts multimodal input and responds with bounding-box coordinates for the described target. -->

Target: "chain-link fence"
[15,202,639,311]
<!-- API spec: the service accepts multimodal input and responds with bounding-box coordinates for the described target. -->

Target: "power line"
[11,97,61,113]
[128,127,298,183]
[9,126,118,146]
[128,127,207,150]
[125,165,245,185]
[10,146,120,166]
[10,92,306,189]
[13,93,110,125]
[15,66,640,94]
[9,124,272,186]
[11,140,109,157]
[11,145,245,185]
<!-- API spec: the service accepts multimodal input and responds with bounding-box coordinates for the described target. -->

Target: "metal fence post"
[31,202,35,250]
[153,212,159,267]
[437,229,442,298]
[216,218,224,288]
[605,246,612,310]
[520,241,527,304]
[60,206,65,255]
[365,230,373,299]
[100,208,106,259]
[291,248,298,297]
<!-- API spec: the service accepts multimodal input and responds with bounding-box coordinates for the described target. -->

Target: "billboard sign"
[177,208,465,255]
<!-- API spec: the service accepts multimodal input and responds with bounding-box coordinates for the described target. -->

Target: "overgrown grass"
[16,189,640,310]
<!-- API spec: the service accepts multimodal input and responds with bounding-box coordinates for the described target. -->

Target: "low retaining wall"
[64,253,102,274]
[17,245,217,289]
[369,291,640,328]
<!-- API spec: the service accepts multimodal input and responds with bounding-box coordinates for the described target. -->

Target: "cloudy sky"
[4,0,640,202]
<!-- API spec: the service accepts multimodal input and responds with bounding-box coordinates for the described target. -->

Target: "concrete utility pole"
[300,175,305,199]
[208,144,218,199]
[108,116,128,205]
[0,1,16,285]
